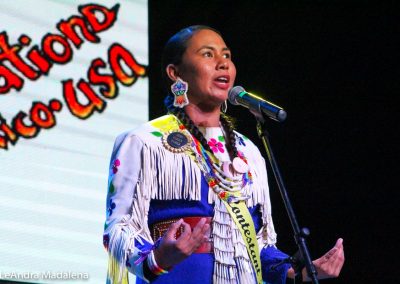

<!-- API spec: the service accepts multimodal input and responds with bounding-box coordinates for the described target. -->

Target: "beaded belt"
[151,216,213,254]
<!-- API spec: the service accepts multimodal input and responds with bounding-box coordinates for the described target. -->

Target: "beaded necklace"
[191,132,253,203]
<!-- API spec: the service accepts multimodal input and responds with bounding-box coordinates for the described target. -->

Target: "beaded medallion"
[162,130,192,153]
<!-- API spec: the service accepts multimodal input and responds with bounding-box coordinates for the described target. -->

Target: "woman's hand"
[288,238,345,281]
[304,238,345,281]
[153,218,210,270]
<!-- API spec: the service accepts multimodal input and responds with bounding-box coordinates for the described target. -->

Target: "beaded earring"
[171,78,189,108]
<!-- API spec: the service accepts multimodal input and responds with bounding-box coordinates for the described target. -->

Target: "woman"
[103,25,344,283]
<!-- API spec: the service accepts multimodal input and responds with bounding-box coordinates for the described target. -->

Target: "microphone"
[228,86,287,122]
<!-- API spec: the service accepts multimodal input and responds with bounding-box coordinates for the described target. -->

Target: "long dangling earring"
[171,78,189,108]
[221,100,227,113]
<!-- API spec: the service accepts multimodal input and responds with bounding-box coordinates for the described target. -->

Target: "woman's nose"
[217,57,229,70]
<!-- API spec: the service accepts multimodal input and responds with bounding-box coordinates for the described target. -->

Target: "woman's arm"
[104,133,153,283]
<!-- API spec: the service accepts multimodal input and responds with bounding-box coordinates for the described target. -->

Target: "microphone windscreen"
[228,86,245,105]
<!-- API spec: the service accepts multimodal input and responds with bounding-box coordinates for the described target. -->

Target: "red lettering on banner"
[42,34,73,64]
[30,101,58,128]
[79,4,120,33]
[0,32,39,83]
[108,44,146,86]
[0,65,23,94]
[0,99,62,149]
[27,46,52,74]
[88,58,118,99]
[57,16,100,48]
[0,115,18,149]
[0,3,149,150]
[19,34,53,75]
[63,79,106,119]
[0,4,120,96]
[12,112,38,138]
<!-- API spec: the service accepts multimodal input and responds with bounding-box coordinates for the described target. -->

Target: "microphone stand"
[249,108,319,284]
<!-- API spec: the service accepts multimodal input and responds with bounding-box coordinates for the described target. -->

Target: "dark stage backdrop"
[149,1,397,283]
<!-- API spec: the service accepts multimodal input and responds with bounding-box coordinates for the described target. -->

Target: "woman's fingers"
[312,238,345,279]
[190,218,210,252]
[164,218,184,241]
[191,218,209,242]
[178,221,192,240]
[191,218,207,236]
[323,247,337,261]
[160,217,211,256]
[321,238,344,262]
[176,218,210,252]
[330,238,345,275]
[154,218,212,269]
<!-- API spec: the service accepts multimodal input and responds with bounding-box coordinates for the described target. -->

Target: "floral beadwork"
[107,199,116,216]
[171,79,187,95]
[237,136,246,146]
[112,159,121,174]
[237,150,245,158]
[151,131,163,137]
[108,182,115,194]
[192,134,254,203]
[208,138,224,153]
[219,191,235,203]
[171,78,189,108]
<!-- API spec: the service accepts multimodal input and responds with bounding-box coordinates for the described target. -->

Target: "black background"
[149,1,398,283]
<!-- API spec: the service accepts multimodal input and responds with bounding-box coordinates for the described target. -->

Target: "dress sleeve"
[260,245,291,284]
[103,133,153,283]
[257,205,291,283]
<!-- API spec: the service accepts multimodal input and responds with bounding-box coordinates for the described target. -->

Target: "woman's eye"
[223,53,231,59]
[203,51,212,57]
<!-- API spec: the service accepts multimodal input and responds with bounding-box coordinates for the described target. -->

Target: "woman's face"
[177,29,236,109]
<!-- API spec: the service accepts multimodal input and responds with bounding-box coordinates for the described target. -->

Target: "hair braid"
[220,113,239,159]
[174,109,214,154]
[166,99,239,160]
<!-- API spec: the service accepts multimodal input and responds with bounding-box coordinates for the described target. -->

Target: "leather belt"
[151,217,213,253]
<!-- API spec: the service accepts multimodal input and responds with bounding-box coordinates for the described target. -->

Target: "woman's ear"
[166,64,180,81]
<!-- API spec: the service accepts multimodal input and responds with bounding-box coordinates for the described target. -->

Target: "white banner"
[0,0,148,283]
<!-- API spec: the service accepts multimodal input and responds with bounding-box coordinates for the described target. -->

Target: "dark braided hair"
[165,95,239,160]
[162,25,240,160]
[220,113,238,159]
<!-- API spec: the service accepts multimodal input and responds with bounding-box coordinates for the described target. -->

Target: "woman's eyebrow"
[196,45,231,52]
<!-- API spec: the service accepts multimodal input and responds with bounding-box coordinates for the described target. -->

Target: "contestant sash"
[221,198,263,284]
